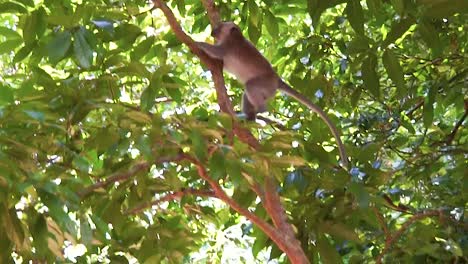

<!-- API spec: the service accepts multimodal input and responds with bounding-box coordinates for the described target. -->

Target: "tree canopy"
[0,0,467,263]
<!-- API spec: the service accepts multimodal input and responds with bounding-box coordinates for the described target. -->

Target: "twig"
[78,161,150,198]
[405,99,424,118]
[78,155,184,198]
[445,105,467,144]
[125,188,215,214]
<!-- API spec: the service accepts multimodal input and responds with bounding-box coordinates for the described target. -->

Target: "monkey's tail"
[278,80,349,169]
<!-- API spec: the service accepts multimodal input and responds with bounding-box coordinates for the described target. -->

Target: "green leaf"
[131,36,155,61]
[22,13,37,45]
[209,150,226,180]
[190,130,207,161]
[0,2,27,13]
[418,21,442,57]
[423,0,468,18]
[320,221,361,242]
[382,17,415,47]
[0,39,22,55]
[264,9,279,37]
[30,214,48,256]
[0,85,14,104]
[16,0,35,7]
[349,182,370,208]
[362,53,380,99]
[47,31,72,64]
[80,216,93,246]
[13,44,34,62]
[317,234,343,264]
[248,0,260,25]
[390,0,404,15]
[345,0,365,35]
[114,62,150,78]
[0,26,22,39]
[382,49,405,93]
[73,27,93,69]
[24,110,45,122]
[47,15,77,28]
[423,97,434,128]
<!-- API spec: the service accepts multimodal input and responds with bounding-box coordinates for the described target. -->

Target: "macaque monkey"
[196,22,348,167]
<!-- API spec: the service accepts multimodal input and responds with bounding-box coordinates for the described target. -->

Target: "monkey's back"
[223,38,278,84]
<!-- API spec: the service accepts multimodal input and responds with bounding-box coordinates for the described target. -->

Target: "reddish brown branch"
[78,161,150,198]
[126,188,215,214]
[445,105,467,144]
[376,210,443,263]
[372,207,391,245]
[184,154,309,263]
[202,0,221,26]
[405,99,424,118]
[78,155,184,198]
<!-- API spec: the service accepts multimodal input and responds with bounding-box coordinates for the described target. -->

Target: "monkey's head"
[212,22,242,44]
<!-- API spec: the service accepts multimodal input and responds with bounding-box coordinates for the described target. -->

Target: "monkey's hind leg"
[245,76,277,115]
[241,92,258,121]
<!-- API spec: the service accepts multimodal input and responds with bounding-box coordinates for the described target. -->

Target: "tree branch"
[202,0,221,26]
[78,161,149,199]
[78,155,184,199]
[183,154,309,263]
[375,209,460,264]
[125,188,215,214]
[445,102,467,144]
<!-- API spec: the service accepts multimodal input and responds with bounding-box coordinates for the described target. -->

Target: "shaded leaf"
[73,27,93,69]
[346,0,365,35]
[382,49,405,92]
[47,31,72,64]
[362,53,380,98]
[317,234,343,264]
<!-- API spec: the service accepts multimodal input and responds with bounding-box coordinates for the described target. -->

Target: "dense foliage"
[0,0,466,263]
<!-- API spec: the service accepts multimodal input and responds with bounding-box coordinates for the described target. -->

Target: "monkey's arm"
[196,42,225,60]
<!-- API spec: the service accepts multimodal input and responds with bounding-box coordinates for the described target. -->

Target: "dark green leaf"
[382,49,405,92]
[349,182,370,208]
[345,0,365,35]
[47,31,72,64]
[382,17,415,47]
[0,2,27,13]
[0,39,22,54]
[0,26,22,39]
[209,150,226,180]
[317,234,343,264]
[190,130,207,161]
[73,28,93,69]
[362,53,380,98]
[0,85,14,104]
[13,44,34,62]
[264,9,279,37]
[423,0,468,18]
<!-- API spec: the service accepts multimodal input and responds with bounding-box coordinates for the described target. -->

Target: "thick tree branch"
[184,154,309,264]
